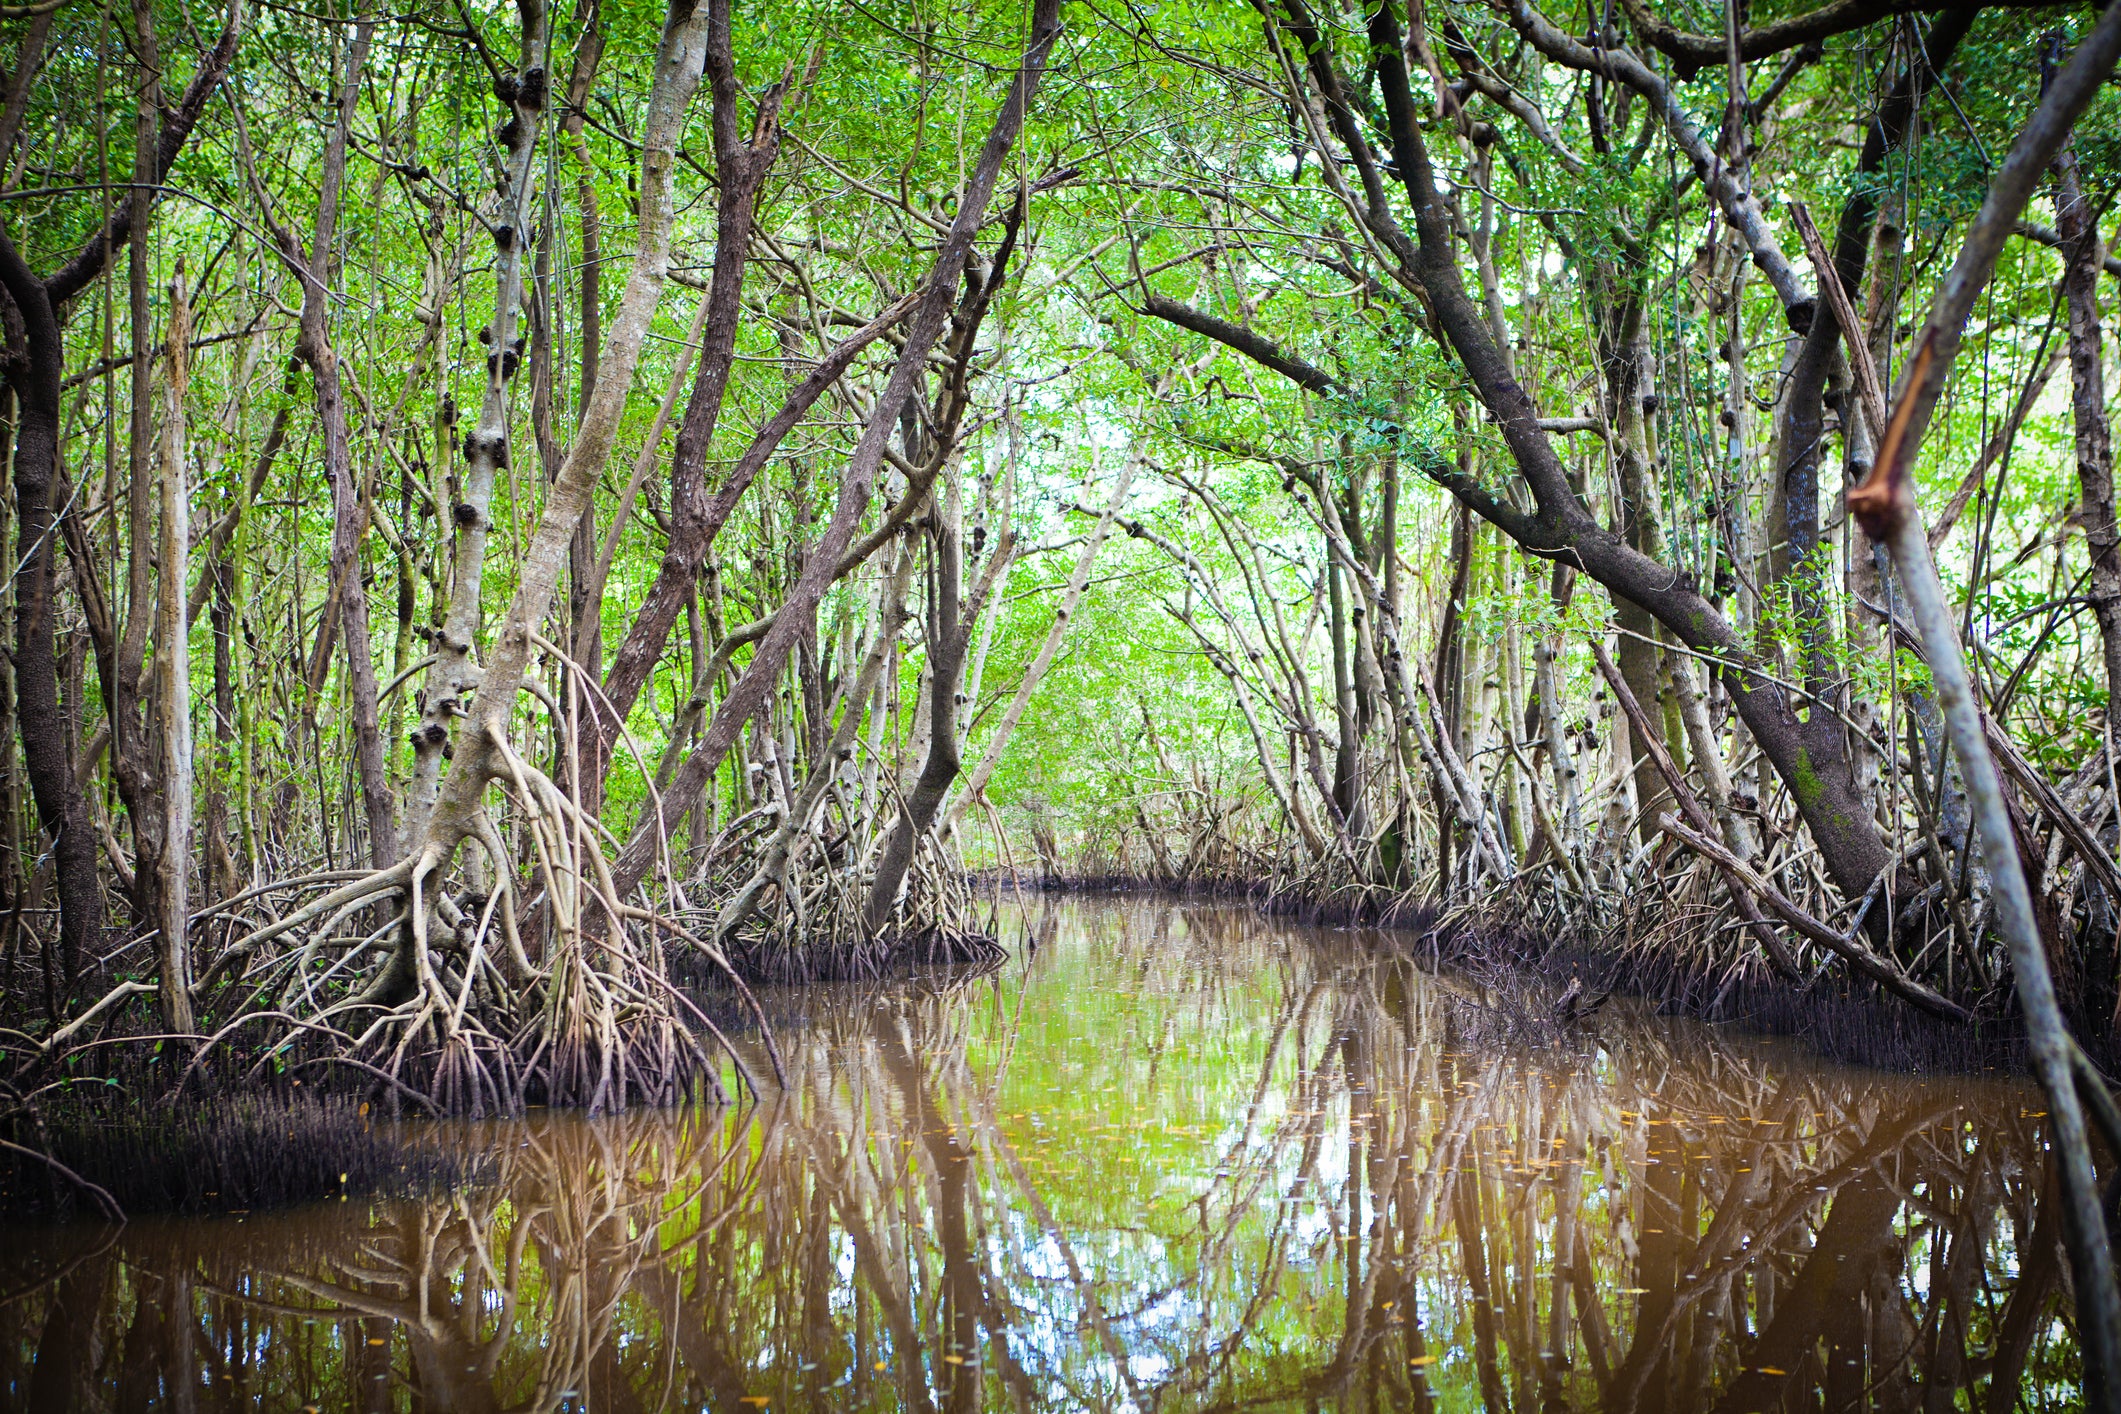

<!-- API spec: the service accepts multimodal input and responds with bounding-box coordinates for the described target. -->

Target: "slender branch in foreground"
[1844,10,2121,1405]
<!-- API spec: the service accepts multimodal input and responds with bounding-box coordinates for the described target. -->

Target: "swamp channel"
[0,897,2080,1411]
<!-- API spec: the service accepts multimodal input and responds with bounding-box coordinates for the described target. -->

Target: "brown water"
[0,898,2081,1411]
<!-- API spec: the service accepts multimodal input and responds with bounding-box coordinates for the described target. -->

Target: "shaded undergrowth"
[0,1093,479,1220]
[707,922,1010,985]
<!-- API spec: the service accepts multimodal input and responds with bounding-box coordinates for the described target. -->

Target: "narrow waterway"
[0,898,2079,1410]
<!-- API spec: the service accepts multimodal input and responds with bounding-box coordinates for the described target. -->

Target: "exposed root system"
[718,923,1007,985]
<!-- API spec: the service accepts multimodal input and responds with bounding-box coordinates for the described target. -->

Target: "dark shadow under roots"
[0,1093,479,1220]
[697,923,1009,986]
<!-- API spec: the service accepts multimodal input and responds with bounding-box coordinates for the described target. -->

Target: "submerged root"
[12,659,994,1115]
[226,934,735,1119]
[0,1091,475,1219]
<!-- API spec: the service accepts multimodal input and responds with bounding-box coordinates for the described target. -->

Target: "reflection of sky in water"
[0,897,2078,1411]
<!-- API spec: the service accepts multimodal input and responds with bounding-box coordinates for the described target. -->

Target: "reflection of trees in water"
[0,900,2083,1411]
[0,1113,757,1411]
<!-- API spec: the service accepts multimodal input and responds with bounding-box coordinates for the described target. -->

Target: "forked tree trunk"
[411,0,718,890]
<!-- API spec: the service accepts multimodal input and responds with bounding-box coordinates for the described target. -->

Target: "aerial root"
[19,643,1016,1114]
[98,782,750,1117]
[682,801,1002,984]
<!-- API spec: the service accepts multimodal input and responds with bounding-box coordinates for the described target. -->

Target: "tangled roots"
[718,921,1006,985]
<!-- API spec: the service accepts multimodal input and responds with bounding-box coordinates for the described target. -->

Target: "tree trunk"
[152,271,195,1035]
[0,7,235,987]
[292,18,394,868]
[1534,566,1582,842]
[205,553,237,898]
[2051,126,2121,776]
[399,30,551,855]
[865,471,966,931]
[409,0,724,928]
[1327,557,1360,832]
[1354,0,1898,905]
[112,0,163,928]
[0,250,101,987]
[1599,299,1674,842]
[564,2,606,672]
[1670,650,1755,861]
[587,27,790,800]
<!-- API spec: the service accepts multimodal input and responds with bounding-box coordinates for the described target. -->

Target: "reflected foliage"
[0,902,2082,1410]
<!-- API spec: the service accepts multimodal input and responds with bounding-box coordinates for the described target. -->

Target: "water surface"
[0,898,2082,1410]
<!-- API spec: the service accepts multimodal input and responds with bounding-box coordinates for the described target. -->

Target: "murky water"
[0,898,2083,1410]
